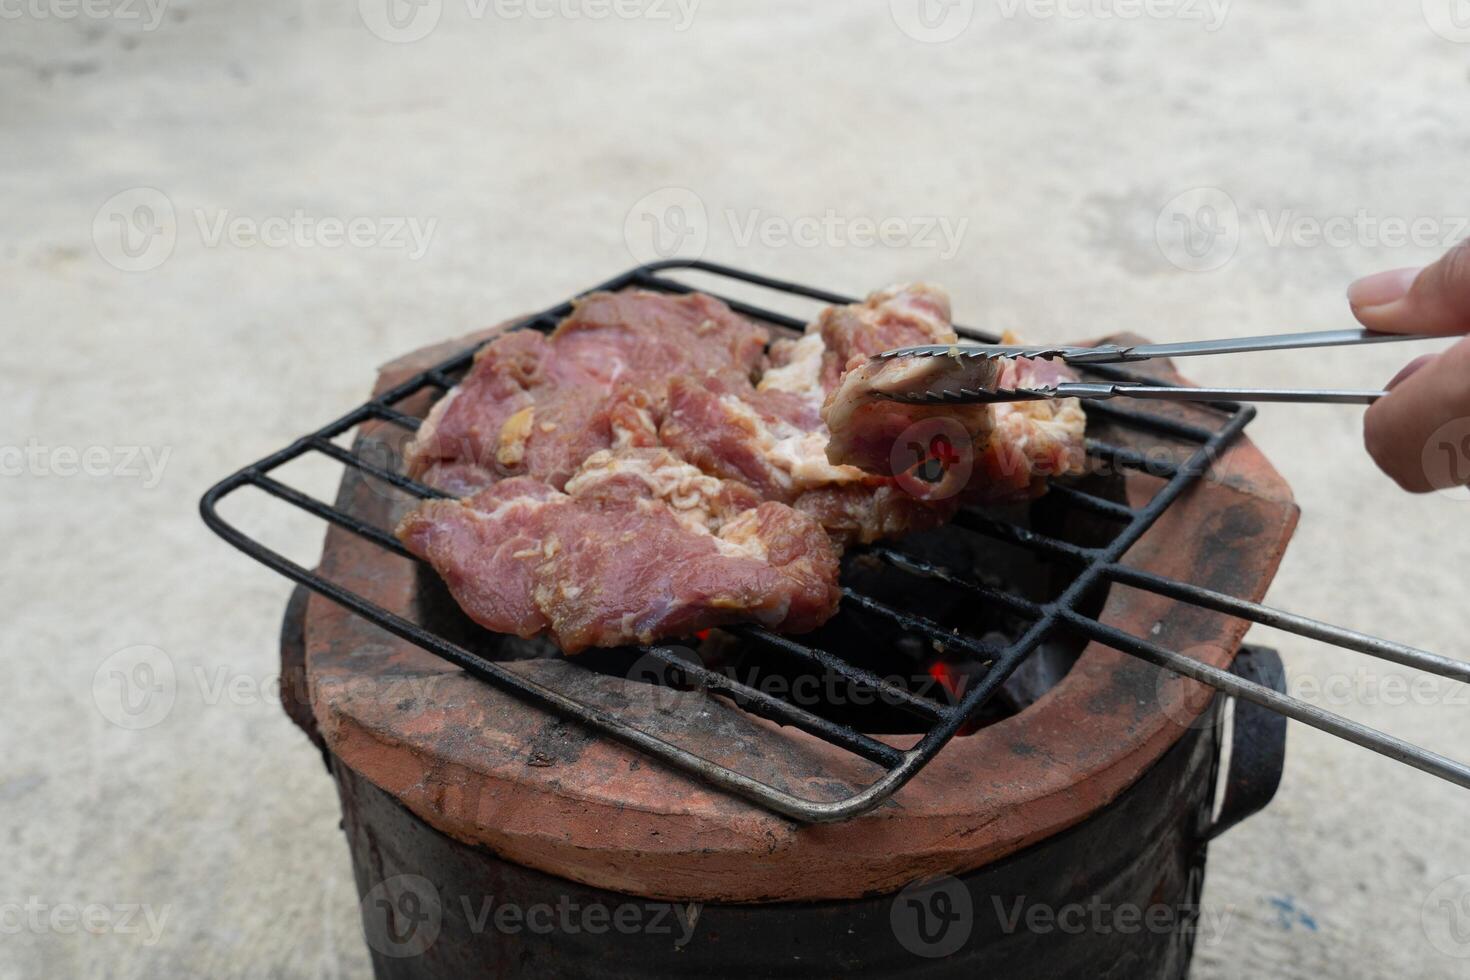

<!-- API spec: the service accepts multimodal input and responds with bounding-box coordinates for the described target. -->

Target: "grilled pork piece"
[396,449,841,653]
[404,291,767,493]
[818,290,1088,504]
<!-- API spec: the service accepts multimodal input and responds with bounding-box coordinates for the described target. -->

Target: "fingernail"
[1347,267,1422,310]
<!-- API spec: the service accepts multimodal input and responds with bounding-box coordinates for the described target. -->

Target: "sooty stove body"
[285,628,1284,979]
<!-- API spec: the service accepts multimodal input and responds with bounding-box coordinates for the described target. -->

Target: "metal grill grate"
[201,260,1470,822]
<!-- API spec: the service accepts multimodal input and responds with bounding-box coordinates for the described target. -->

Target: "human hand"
[1349,242,1470,492]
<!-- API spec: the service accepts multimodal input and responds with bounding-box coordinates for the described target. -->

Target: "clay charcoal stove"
[204,261,1470,978]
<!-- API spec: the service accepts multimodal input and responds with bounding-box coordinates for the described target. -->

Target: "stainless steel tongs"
[874,328,1433,405]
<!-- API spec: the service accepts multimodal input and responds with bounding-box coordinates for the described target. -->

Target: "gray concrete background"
[4,1,1470,976]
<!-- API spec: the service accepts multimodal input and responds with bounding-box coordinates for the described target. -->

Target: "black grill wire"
[200,260,1470,822]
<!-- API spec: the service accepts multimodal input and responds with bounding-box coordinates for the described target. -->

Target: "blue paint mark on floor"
[1269,895,1320,932]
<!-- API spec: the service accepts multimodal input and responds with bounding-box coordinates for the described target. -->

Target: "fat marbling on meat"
[404,290,767,493]
[396,448,841,653]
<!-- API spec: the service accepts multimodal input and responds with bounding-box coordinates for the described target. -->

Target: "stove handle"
[1203,644,1288,841]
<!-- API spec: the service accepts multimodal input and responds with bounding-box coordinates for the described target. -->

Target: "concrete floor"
[4,1,1470,976]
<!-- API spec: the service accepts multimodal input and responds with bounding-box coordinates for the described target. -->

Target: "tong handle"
[1058,382,1385,405]
[1071,328,1431,364]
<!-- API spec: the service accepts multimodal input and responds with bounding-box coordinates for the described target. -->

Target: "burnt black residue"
[521,718,593,769]
[1195,502,1270,596]
[1086,658,1163,721]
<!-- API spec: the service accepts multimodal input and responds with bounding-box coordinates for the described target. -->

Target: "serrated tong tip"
[872,328,1434,406]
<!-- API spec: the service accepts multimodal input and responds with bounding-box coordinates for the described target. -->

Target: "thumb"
[1348,240,1470,336]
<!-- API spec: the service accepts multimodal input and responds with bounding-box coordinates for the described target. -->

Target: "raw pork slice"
[658,284,1002,544]
[398,283,1087,655]
[659,370,958,545]
[404,291,767,492]
[796,282,958,393]
[395,449,841,653]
